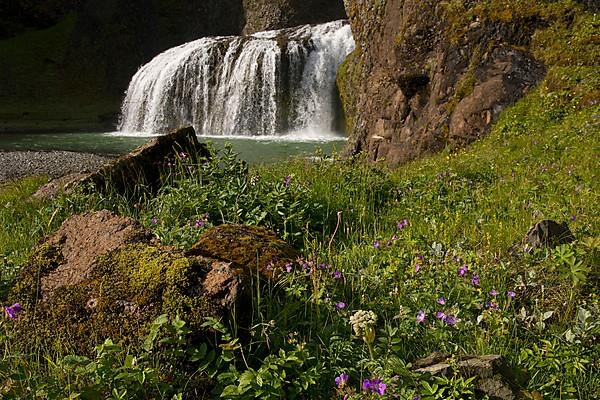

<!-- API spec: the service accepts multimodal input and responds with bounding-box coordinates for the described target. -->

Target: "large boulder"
[339,0,546,166]
[9,211,295,354]
[84,126,210,195]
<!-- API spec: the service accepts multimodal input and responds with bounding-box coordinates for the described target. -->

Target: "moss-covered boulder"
[187,224,300,280]
[9,212,297,354]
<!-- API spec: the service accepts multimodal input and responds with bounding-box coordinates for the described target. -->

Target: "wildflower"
[266,261,274,270]
[363,378,386,395]
[436,311,446,320]
[204,212,210,220]
[350,310,377,344]
[195,219,205,228]
[416,310,426,323]
[571,215,576,221]
[415,264,421,273]
[284,176,292,188]
[392,234,398,242]
[374,240,380,249]
[458,264,468,276]
[319,263,330,270]
[387,240,392,246]
[489,289,499,297]
[452,255,462,263]
[334,302,346,311]
[333,270,343,279]
[335,373,349,388]
[444,315,458,326]
[413,397,421,400]
[417,255,424,261]
[397,219,409,230]
[507,291,516,298]
[471,273,480,286]
[4,303,21,319]
[151,217,158,225]
[487,301,500,310]
[437,297,446,305]
[285,263,293,273]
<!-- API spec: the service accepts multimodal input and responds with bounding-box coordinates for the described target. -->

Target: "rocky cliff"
[338,0,548,165]
[242,0,346,34]
[0,0,345,132]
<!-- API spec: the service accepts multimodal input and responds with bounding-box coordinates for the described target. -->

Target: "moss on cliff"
[336,49,364,134]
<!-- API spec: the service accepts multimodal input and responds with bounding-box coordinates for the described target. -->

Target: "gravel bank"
[0,151,115,184]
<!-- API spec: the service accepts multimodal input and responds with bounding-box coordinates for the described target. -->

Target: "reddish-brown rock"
[339,0,545,166]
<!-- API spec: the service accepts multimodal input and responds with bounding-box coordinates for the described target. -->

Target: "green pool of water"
[0,132,347,164]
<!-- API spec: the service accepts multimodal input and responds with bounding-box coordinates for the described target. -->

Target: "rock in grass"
[413,353,522,400]
[84,126,210,195]
[187,224,300,280]
[511,219,575,255]
[8,210,250,354]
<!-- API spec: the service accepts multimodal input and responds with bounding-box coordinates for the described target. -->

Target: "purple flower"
[204,212,210,220]
[397,219,409,230]
[453,255,462,263]
[387,240,392,246]
[571,215,577,221]
[195,219,205,228]
[436,311,446,320]
[335,372,349,388]
[284,176,292,188]
[489,289,499,297]
[266,261,274,270]
[414,264,421,273]
[471,273,480,286]
[151,217,158,225]
[458,264,468,276]
[487,301,500,310]
[363,378,386,395]
[285,263,293,273]
[391,234,398,242]
[333,270,343,279]
[4,303,21,319]
[374,240,380,249]
[319,263,330,270]
[444,314,458,326]
[417,255,424,261]
[416,310,426,323]
[413,397,421,400]
[334,301,346,311]
[437,297,446,305]
[507,291,516,298]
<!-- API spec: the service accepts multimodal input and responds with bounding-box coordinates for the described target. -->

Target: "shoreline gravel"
[0,150,115,184]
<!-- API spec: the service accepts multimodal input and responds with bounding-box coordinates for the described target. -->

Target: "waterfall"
[118,20,355,139]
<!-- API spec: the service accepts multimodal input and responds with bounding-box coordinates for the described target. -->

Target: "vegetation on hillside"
[1,0,598,398]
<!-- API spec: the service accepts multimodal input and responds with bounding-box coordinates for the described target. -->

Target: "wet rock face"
[242,0,347,34]
[10,212,295,354]
[339,0,545,166]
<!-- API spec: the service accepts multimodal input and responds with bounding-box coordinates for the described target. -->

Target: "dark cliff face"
[242,0,346,34]
[0,0,345,132]
[338,0,546,166]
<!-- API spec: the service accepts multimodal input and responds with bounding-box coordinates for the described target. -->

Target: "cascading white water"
[118,20,355,139]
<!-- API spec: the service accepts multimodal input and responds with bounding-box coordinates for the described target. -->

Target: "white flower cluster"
[349,310,377,337]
